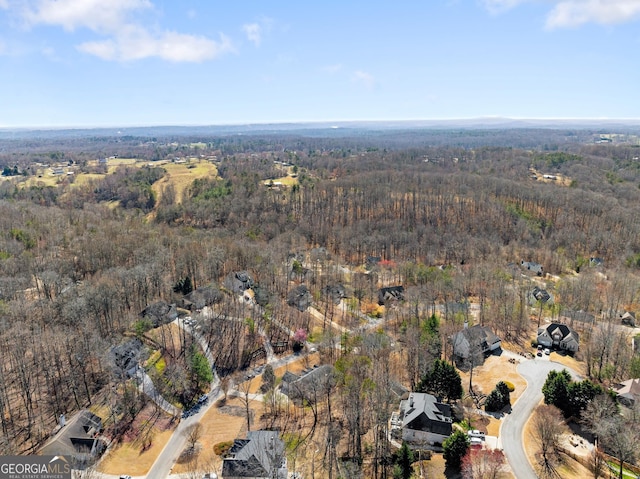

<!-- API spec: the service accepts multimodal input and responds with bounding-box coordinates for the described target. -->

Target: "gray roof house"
[529,286,553,305]
[397,392,453,447]
[39,410,106,468]
[378,286,404,305]
[521,260,544,276]
[221,430,287,479]
[451,324,501,367]
[286,284,312,311]
[225,271,254,295]
[140,301,178,327]
[611,378,640,407]
[280,365,335,403]
[182,285,223,310]
[537,323,579,352]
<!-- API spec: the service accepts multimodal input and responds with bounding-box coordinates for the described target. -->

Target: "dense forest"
[1,127,640,477]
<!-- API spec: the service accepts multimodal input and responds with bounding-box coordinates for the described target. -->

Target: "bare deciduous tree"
[532,404,564,478]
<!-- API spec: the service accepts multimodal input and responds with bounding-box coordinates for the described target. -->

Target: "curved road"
[500,358,580,479]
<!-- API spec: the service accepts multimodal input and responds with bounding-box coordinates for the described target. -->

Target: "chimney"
[463,321,469,329]
[59,414,66,427]
[409,394,414,408]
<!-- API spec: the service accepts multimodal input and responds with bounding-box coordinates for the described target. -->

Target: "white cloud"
[78,28,234,62]
[24,0,152,32]
[352,70,375,91]
[546,0,640,28]
[14,0,234,62]
[482,0,640,26]
[242,18,272,47]
[242,23,262,46]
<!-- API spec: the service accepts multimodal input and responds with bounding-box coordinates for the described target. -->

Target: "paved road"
[145,384,221,479]
[500,358,580,479]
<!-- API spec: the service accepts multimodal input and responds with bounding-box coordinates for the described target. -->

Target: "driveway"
[500,358,579,479]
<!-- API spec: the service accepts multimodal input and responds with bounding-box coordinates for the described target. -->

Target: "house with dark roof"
[451,324,501,367]
[621,311,636,327]
[396,392,453,447]
[286,284,312,311]
[280,365,335,403]
[521,260,544,276]
[589,257,604,268]
[140,301,178,327]
[529,286,553,305]
[221,430,287,479]
[537,323,579,352]
[39,410,106,467]
[182,285,223,310]
[322,284,348,304]
[225,271,254,295]
[378,286,404,305]
[611,378,640,407]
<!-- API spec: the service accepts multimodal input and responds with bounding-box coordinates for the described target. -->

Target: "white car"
[544,348,551,355]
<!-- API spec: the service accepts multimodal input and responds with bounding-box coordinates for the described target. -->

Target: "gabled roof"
[221,430,285,478]
[521,260,543,275]
[280,365,335,402]
[400,392,452,436]
[541,323,579,344]
[451,325,501,359]
[531,286,552,303]
[39,410,105,459]
[612,378,640,398]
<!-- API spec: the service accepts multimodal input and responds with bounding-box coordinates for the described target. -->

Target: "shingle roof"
[221,430,285,478]
[400,392,453,436]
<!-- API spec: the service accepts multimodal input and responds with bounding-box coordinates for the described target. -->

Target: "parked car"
[544,348,551,355]
[120,476,132,479]
[537,344,543,350]
[537,351,542,357]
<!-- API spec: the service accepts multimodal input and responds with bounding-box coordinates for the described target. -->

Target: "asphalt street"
[500,358,579,479]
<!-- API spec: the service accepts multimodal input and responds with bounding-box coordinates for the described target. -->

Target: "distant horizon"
[4,116,640,132]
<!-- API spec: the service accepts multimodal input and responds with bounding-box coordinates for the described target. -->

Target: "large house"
[521,260,544,276]
[378,286,404,305]
[537,323,579,352]
[395,392,453,447]
[280,365,335,404]
[39,410,106,468]
[451,324,502,367]
[611,378,640,407]
[221,430,287,479]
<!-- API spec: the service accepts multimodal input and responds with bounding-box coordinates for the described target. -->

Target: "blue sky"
[1,0,639,127]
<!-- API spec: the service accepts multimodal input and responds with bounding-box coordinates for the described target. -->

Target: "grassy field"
[152,159,218,205]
